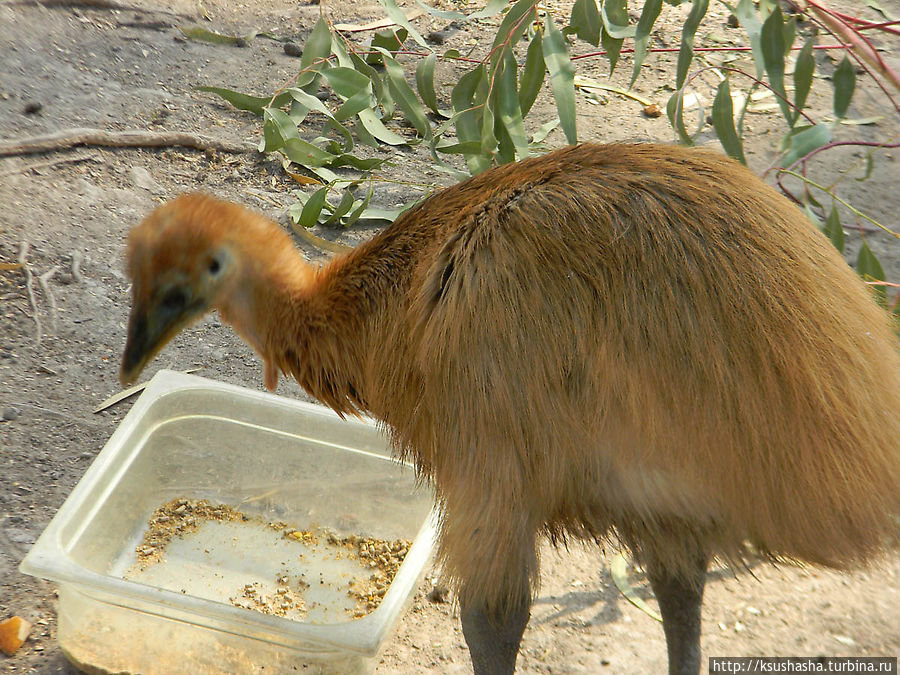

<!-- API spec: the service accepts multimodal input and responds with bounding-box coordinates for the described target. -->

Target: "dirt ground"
[1,0,898,673]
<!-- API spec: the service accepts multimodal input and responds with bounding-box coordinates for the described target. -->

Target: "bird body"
[122,143,900,674]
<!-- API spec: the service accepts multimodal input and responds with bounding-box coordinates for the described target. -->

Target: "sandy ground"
[0,0,898,673]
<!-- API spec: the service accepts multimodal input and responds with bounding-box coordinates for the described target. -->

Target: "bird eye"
[208,256,221,275]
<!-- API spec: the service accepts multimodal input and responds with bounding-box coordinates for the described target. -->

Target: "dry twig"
[71,251,85,284]
[0,128,252,158]
[38,266,60,333]
[0,151,101,179]
[17,242,41,344]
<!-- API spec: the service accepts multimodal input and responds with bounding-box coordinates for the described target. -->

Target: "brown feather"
[124,143,900,616]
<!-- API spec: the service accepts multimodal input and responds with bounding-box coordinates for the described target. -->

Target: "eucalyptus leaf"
[712,78,746,164]
[630,0,663,87]
[380,49,432,139]
[779,123,831,167]
[298,16,333,92]
[451,65,491,174]
[358,108,408,145]
[335,88,376,122]
[531,118,559,144]
[733,0,765,78]
[675,0,709,89]
[490,0,538,68]
[793,38,815,125]
[823,204,845,254]
[761,6,791,123]
[179,25,249,46]
[496,48,530,160]
[282,138,337,167]
[601,0,634,39]
[542,15,578,145]
[195,86,289,116]
[570,0,601,46]
[344,187,375,227]
[416,54,442,115]
[322,189,357,226]
[601,0,628,72]
[322,67,371,99]
[832,56,856,119]
[855,154,875,182]
[857,241,887,307]
[519,32,545,117]
[296,187,330,228]
[378,0,429,48]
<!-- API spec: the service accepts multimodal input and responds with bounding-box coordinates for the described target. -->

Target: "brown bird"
[121,143,900,675]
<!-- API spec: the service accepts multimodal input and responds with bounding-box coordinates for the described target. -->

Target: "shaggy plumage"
[122,143,900,674]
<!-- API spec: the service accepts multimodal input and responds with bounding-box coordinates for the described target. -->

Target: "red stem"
[572,43,850,60]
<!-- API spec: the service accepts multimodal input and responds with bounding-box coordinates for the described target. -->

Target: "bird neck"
[224,241,371,416]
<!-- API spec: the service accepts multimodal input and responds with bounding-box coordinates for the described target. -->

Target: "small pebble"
[2,407,21,422]
[23,101,42,115]
[283,42,303,57]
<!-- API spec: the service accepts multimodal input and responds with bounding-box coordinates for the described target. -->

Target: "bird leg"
[644,550,709,675]
[460,594,531,675]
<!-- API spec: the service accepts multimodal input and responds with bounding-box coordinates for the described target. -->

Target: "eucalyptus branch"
[777,169,899,239]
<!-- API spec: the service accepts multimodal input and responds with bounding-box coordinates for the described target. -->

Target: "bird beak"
[120,287,203,387]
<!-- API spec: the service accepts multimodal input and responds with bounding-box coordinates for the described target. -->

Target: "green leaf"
[531,118,559,144]
[330,153,385,171]
[358,108,408,145]
[377,0,429,48]
[335,88,375,122]
[322,189,356,226]
[761,6,791,123]
[601,0,634,39]
[322,67,371,99]
[781,15,795,56]
[823,204,845,254]
[350,53,393,116]
[179,25,249,46]
[793,38,815,125]
[832,56,856,119]
[299,16,333,92]
[379,50,432,139]
[343,187,375,227]
[480,70,498,159]
[857,241,887,306]
[855,153,875,182]
[296,187,330,228]
[733,0,765,78]
[368,27,409,65]
[600,0,628,73]
[630,0,663,87]
[570,0,601,46]
[495,48,530,160]
[666,90,701,146]
[262,107,301,153]
[195,86,287,116]
[451,65,491,174]
[779,123,831,167]
[490,0,538,68]
[416,53,442,115]
[330,32,355,68]
[542,15,578,145]
[675,0,709,89]
[282,138,337,167]
[519,32,545,116]
[435,140,484,154]
[711,78,746,164]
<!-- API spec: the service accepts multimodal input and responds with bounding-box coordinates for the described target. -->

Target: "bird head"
[120,193,246,387]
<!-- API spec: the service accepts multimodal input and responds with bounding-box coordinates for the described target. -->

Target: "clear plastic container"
[20,370,437,674]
